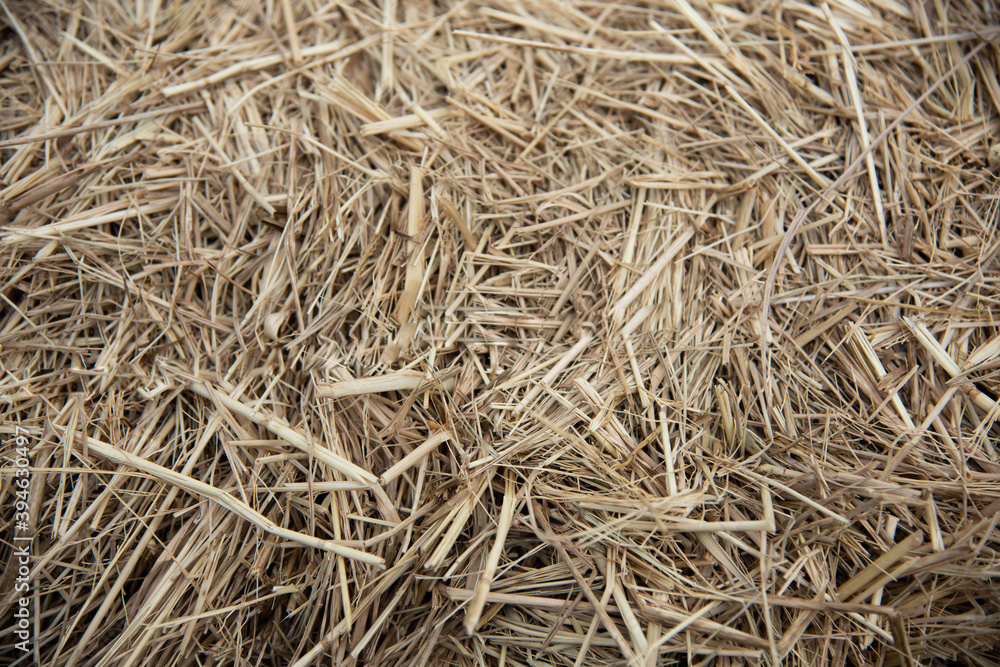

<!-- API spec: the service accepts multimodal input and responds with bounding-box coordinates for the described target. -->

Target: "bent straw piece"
[2,199,175,245]
[851,327,915,429]
[316,370,457,398]
[162,39,354,97]
[903,316,1000,413]
[963,332,1000,370]
[723,82,831,191]
[360,108,449,136]
[557,545,640,664]
[647,601,719,655]
[316,370,425,398]
[574,485,774,534]
[636,588,774,650]
[63,430,384,566]
[381,431,451,485]
[436,190,477,249]
[464,472,516,633]
[881,387,957,480]
[0,103,202,149]
[741,469,850,525]
[393,166,427,354]
[762,485,776,532]
[185,380,377,485]
[511,333,594,414]
[512,199,633,235]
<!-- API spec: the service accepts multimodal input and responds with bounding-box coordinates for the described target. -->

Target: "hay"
[1,0,999,665]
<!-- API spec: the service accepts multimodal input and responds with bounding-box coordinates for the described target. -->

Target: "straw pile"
[1,0,999,665]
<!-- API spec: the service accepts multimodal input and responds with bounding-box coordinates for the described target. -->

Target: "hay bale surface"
[1,1,999,665]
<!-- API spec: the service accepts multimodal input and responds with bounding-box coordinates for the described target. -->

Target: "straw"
[2,1,999,665]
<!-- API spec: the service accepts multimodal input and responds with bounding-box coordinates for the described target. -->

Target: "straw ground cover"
[1,0,999,664]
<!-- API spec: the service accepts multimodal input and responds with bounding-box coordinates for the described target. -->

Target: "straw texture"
[1,1,999,665]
